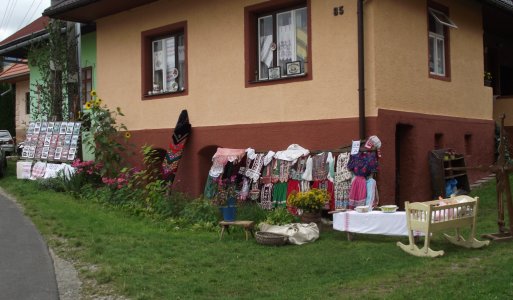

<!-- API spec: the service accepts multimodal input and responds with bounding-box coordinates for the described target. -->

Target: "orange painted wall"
[95,0,361,131]
[369,0,493,120]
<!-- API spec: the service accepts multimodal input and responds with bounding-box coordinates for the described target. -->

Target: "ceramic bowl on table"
[380,205,398,213]
[355,206,370,213]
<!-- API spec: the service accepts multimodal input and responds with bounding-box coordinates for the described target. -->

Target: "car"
[0,130,15,155]
[0,149,5,177]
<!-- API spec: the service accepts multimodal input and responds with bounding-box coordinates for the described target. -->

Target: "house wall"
[81,31,97,89]
[93,0,495,199]
[14,80,30,140]
[95,0,361,130]
[371,0,493,120]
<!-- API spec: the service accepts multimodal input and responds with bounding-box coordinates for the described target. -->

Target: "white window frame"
[428,8,456,77]
[151,33,185,94]
[257,6,307,81]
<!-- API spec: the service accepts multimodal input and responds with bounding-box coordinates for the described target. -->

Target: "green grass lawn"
[1,160,513,299]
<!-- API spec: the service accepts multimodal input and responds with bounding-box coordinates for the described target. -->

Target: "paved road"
[0,190,59,300]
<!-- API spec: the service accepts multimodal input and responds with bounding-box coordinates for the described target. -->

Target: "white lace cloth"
[274,144,310,164]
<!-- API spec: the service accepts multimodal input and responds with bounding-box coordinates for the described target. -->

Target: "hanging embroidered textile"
[272,182,288,208]
[348,176,367,209]
[260,183,273,210]
[347,151,379,177]
[245,153,265,181]
[334,153,352,209]
[312,152,329,181]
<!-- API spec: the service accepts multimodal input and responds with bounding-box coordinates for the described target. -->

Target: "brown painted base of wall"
[124,110,494,206]
[377,109,495,206]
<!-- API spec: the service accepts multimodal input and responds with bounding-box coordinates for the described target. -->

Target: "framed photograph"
[268,66,281,80]
[286,61,301,75]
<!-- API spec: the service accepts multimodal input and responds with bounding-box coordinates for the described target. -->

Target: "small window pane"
[436,38,445,75]
[177,34,185,90]
[153,39,164,91]
[165,37,176,91]
[277,11,293,76]
[258,16,273,80]
[25,92,30,114]
[429,36,435,73]
[295,7,308,72]
[429,8,457,29]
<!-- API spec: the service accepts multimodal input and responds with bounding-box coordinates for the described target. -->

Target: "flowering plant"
[287,188,329,212]
[212,175,238,206]
[71,159,102,185]
[80,90,133,176]
[484,72,492,81]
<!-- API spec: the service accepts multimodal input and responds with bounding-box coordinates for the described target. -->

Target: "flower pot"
[300,211,320,224]
[220,206,237,222]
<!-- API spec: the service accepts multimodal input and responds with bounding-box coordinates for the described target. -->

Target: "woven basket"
[255,231,288,246]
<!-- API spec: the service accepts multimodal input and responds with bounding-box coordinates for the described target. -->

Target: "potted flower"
[287,188,329,223]
[213,175,238,221]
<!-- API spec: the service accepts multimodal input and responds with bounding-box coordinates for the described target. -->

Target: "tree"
[28,20,79,121]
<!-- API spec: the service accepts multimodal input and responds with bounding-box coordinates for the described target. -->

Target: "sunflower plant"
[80,90,133,176]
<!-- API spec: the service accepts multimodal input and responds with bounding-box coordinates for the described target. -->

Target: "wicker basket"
[255,231,288,246]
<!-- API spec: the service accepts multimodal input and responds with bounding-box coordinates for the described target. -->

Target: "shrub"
[81,90,133,177]
[180,198,219,225]
[263,207,298,225]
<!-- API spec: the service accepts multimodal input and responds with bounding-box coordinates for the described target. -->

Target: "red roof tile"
[0,16,49,46]
[0,63,29,82]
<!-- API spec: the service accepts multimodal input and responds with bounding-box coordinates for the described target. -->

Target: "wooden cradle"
[397,195,490,257]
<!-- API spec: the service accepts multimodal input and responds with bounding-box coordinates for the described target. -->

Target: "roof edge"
[43,0,101,18]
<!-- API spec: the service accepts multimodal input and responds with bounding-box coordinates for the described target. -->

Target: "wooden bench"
[219,220,255,241]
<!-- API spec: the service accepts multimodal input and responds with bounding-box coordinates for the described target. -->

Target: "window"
[427,2,456,80]
[25,92,30,114]
[245,0,311,86]
[141,22,187,99]
[81,66,93,103]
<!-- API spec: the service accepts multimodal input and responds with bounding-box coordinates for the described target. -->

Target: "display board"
[21,121,81,162]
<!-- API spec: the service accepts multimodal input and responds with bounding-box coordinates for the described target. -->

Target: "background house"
[0,15,97,141]
[0,16,50,142]
[41,0,510,205]
[0,62,30,141]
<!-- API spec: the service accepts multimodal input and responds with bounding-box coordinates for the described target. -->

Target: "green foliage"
[180,198,219,225]
[81,91,133,177]
[236,202,268,224]
[37,177,66,192]
[2,159,513,299]
[263,207,298,225]
[28,20,77,121]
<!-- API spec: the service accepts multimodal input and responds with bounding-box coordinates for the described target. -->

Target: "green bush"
[180,198,218,225]
[263,207,298,225]
[236,202,268,224]
[37,177,66,192]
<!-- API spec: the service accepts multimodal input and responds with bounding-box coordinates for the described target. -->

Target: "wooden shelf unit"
[429,149,470,198]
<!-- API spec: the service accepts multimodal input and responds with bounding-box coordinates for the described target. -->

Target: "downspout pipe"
[1,84,13,97]
[357,0,366,140]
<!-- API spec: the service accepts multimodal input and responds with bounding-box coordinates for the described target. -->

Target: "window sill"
[429,73,451,82]
[247,73,310,87]
[142,89,187,100]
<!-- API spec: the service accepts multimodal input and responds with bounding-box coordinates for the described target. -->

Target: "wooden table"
[219,220,255,241]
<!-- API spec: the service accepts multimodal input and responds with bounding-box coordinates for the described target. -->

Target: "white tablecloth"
[333,211,412,236]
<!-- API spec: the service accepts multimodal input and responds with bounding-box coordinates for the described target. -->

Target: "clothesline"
[254,141,376,155]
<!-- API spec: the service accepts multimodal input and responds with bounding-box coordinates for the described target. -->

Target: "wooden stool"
[219,220,255,241]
